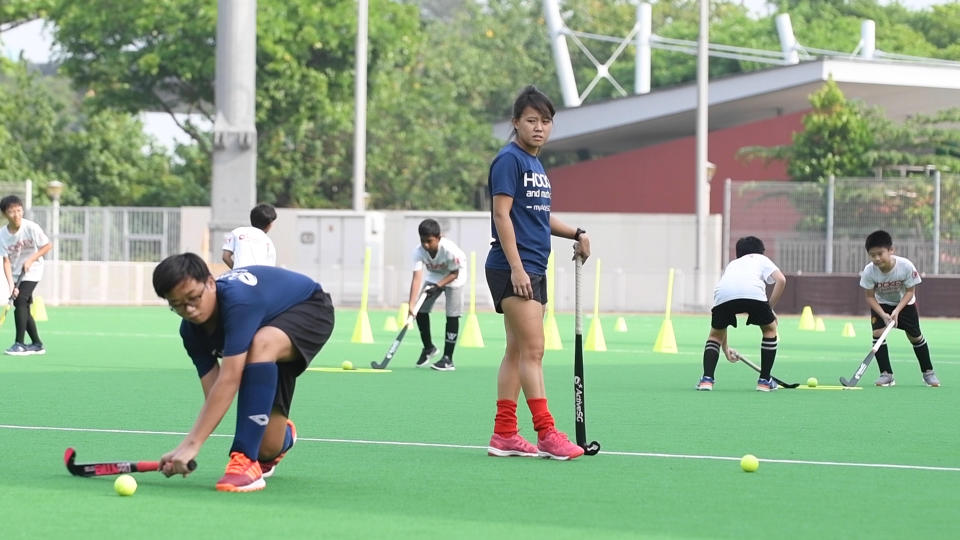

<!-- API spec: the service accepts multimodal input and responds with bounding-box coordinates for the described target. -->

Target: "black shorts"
[266,290,335,416]
[485,267,547,314]
[711,299,776,329]
[871,303,921,338]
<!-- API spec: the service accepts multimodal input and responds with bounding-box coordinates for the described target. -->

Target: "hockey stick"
[839,320,896,387]
[729,349,800,389]
[573,257,600,456]
[64,447,196,477]
[0,267,25,326]
[370,286,441,370]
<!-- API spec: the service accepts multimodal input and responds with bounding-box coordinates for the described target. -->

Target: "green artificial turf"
[1,306,957,539]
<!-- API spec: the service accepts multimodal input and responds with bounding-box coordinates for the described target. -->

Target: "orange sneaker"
[260,419,297,478]
[216,452,265,492]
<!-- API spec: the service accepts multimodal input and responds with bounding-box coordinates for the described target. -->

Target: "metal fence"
[28,206,181,262]
[724,173,960,275]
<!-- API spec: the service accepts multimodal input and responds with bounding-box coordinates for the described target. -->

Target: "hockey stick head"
[581,441,601,456]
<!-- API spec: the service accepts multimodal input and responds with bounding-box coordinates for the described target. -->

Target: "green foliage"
[3,0,958,210]
[788,79,874,182]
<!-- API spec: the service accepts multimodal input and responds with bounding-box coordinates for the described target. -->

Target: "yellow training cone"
[31,295,48,322]
[585,316,607,351]
[459,251,485,348]
[841,322,856,338]
[798,305,815,330]
[652,319,678,354]
[614,316,628,332]
[384,315,399,332]
[460,312,484,348]
[351,247,375,343]
[815,317,826,332]
[396,302,409,327]
[543,315,563,350]
[351,311,374,343]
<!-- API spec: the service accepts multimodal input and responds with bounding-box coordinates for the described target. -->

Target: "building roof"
[494,58,960,157]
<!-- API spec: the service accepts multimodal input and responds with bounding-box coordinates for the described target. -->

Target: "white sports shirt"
[713,253,780,306]
[0,218,50,282]
[222,226,276,268]
[412,237,466,288]
[859,255,920,306]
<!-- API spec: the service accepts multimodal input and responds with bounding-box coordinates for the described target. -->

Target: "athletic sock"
[702,340,721,378]
[912,337,933,372]
[526,397,555,436]
[443,316,459,358]
[875,340,892,373]
[416,312,432,348]
[494,399,518,437]
[760,336,778,379]
[230,363,278,460]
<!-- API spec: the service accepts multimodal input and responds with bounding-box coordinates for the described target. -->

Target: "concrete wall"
[178,208,723,312]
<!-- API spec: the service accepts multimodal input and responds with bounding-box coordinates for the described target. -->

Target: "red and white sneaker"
[216,452,265,492]
[536,429,585,461]
[487,432,539,457]
[260,419,297,478]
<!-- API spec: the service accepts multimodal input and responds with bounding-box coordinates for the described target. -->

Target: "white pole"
[933,169,941,274]
[860,20,876,59]
[543,0,580,107]
[635,3,652,95]
[353,0,368,211]
[694,0,709,308]
[826,175,835,273]
[775,14,799,64]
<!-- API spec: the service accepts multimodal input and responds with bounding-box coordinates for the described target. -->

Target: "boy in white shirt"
[408,219,466,371]
[1,195,51,356]
[697,236,786,392]
[222,204,277,269]
[859,230,939,387]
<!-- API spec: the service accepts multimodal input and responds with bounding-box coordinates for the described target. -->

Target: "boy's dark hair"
[250,203,277,230]
[865,230,893,251]
[735,236,765,258]
[0,195,24,213]
[511,85,555,134]
[418,218,441,238]
[153,253,212,298]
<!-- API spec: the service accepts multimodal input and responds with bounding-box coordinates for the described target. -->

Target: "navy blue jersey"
[486,142,552,274]
[180,266,323,376]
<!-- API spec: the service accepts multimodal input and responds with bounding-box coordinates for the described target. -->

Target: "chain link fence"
[725,174,960,275]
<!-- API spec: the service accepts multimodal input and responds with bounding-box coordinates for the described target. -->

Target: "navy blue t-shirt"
[486,142,552,274]
[180,266,323,377]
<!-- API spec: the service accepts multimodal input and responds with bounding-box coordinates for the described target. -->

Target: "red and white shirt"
[859,255,921,306]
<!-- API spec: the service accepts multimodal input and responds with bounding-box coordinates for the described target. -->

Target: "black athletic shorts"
[711,299,776,329]
[485,267,547,314]
[266,290,335,416]
[871,303,921,338]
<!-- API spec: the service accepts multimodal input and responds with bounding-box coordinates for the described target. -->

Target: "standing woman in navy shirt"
[485,86,591,460]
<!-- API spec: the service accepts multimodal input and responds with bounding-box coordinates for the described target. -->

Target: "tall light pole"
[353,0,368,211]
[694,0,710,308]
[45,180,63,306]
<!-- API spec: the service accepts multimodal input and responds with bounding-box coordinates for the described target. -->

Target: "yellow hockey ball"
[114,474,137,496]
[740,454,759,472]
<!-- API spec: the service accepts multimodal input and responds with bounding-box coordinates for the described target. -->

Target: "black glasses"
[168,284,207,313]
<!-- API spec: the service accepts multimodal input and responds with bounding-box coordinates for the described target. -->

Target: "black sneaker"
[431,356,455,372]
[416,346,438,368]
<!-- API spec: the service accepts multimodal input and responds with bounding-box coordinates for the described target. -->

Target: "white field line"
[3,423,958,472]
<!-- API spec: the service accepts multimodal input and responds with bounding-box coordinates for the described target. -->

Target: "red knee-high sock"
[526,398,555,435]
[494,399,518,436]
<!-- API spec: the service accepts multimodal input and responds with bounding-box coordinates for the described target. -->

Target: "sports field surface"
[2,306,957,539]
